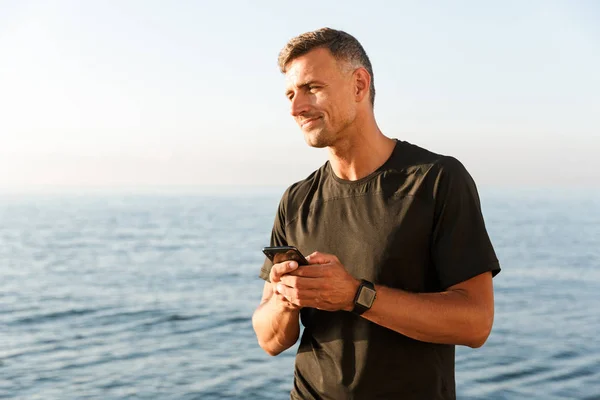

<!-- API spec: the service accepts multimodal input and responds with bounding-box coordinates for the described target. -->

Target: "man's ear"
[354,67,371,103]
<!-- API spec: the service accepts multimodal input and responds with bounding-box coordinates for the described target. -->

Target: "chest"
[287,193,438,292]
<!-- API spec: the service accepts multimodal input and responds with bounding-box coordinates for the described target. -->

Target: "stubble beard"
[301,116,344,148]
[303,127,337,148]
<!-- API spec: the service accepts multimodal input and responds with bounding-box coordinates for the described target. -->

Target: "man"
[252,27,500,400]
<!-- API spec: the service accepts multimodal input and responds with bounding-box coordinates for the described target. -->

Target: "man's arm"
[363,270,494,348]
[252,261,302,356]
[276,252,495,348]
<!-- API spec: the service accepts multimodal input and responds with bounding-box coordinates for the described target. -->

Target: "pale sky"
[1,0,599,192]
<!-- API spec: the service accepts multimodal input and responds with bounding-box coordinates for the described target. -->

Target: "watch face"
[357,286,376,307]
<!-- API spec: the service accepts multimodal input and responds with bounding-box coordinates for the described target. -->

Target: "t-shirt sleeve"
[431,157,501,289]
[258,191,289,282]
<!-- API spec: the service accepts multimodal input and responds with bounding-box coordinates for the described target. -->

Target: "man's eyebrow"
[285,80,325,96]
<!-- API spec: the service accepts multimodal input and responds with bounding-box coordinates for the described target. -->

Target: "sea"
[1,188,599,400]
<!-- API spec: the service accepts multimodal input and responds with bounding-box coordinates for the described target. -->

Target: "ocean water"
[1,189,599,400]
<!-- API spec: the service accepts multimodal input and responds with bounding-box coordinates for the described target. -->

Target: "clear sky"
[1,0,599,192]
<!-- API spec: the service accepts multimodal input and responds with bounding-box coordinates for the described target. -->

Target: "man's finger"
[275,283,320,307]
[306,251,337,265]
[279,274,323,289]
[270,260,299,281]
[287,264,329,278]
[275,283,295,302]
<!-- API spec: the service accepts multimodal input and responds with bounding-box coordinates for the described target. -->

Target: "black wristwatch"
[352,279,377,315]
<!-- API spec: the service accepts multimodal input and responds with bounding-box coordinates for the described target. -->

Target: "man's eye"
[309,86,319,92]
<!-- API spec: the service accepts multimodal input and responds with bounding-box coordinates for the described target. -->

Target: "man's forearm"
[252,294,301,356]
[364,280,493,348]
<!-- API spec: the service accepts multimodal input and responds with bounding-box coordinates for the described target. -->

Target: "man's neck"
[327,120,397,181]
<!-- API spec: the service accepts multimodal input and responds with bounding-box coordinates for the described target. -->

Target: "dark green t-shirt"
[259,140,501,400]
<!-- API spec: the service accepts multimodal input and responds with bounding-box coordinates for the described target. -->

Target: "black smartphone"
[262,246,309,266]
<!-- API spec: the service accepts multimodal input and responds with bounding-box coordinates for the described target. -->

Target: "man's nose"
[290,93,310,117]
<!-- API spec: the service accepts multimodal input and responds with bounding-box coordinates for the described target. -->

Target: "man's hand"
[269,260,302,310]
[253,259,303,356]
[276,251,360,311]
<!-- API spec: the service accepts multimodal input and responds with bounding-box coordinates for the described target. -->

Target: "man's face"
[284,48,357,148]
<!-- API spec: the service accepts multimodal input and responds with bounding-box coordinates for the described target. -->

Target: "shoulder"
[434,155,472,181]
[384,140,444,176]
[425,154,481,206]
[388,140,471,180]
[398,140,470,173]
[277,162,328,213]
[392,141,462,171]
[391,140,477,198]
[432,156,477,196]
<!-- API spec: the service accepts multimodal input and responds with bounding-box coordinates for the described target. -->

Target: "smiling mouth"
[301,117,321,127]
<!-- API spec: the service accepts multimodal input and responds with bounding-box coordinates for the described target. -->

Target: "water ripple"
[1,193,599,399]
